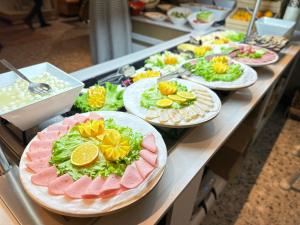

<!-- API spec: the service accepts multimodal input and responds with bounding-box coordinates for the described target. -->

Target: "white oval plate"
[124,78,221,128]
[19,111,167,217]
[182,59,258,91]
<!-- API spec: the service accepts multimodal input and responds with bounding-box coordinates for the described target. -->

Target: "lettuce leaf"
[74,82,124,112]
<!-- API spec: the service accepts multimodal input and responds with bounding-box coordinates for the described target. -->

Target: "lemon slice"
[156,99,173,108]
[168,95,186,103]
[71,143,99,167]
[177,91,196,100]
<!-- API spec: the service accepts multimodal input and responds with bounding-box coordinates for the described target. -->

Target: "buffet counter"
[1,33,300,225]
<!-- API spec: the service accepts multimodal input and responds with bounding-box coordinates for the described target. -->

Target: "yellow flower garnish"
[78,120,105,138]
[211,56,229,64]
[194,46,212,57]
[164,55,178,65]
[100,129,130,161]
[213,62,229,74]
[133,70,160,82]
[158,81,177,95]
[213,37,230,45]
[87,86,106,108]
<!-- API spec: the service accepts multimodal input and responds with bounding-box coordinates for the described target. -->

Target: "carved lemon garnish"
[100,129,130,161]
[164,55,178,65]
[87,86,106,108]
[177,91,196,100]
[133,70,160,82]
[71,143,99,167]
[211,56,229,64]
[168,95,186,103]
[212,62,229,74]
[158,81,177,95]
[213,37,229,45]
[194,46,212,57]
[78,120,105,138]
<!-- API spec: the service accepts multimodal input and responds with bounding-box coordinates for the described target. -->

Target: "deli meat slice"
[135,158,154,179]
[82,177,106,199]
[48,174,73,195]
[31,166,58,186]
[99,174,121,198]
[64,175,92,199]
[26,157,50,173]
[73,113,89,123]
[63,118,78,128]
[27,149,52,161]
[88,112,103,121]
[140,149,157,167]
[37,131,60,141]
[141,134,157,153]
[30,140,53,152]
[120,164,144,189]
[47,124,69,135]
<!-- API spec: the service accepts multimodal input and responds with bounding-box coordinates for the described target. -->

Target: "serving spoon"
[0,59,51,95]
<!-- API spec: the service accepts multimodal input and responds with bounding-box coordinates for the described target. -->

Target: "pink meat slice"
[141,134,157,153]
[135,158,154,179]
[88,112,103,121]
[99,174,121,198]
[120,164,144,189]
[37,131,60,141]
[47,124,69,135]
[47,123,62,131]
[64,175,92,199]
[140,149,157,167]
[30,140,53,152]
[27,149,52,161]
[63,117,78,128]
[82,177,106,199]
[48,174,74,195]
[31,166,58,186]
[26,157,50,173]
[73,113,88,123]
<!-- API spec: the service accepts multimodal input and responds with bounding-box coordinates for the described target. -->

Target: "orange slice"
[71,143,99,167]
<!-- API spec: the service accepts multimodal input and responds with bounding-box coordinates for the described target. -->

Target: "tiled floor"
[0,19,92,73]
[202,102,300,225]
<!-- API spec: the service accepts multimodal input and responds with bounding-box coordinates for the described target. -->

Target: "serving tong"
[157,68,191,82]
[0,59,52,95]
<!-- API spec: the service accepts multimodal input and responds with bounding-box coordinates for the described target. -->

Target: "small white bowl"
[187,11,215,31]
[255,17,296,37]
[167,7,191,25]
[201,6,231,22]
[144,12,167,21]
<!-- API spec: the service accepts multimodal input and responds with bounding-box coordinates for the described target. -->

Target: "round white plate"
[183,59,258,91]
[228,44,279,67]
[124,78,221,128]
[19,111,167,217]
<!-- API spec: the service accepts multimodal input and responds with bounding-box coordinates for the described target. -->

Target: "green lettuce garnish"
[140,81,194,109]
[74,82,124,112]
[49,118,143,180]
[183,58,243,82]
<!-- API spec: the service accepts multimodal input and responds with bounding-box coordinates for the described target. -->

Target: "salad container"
[167,7,192,25]
[0,62,83,130]
[188,11,215,31]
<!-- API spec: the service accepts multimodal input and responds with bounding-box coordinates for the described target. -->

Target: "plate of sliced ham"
[228,44,279,67]
[19,111,167,217]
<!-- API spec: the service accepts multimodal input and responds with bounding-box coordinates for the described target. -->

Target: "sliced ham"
[82,177,106,199]
[120,164,144,189]
[140,149,157,167]
[99,174,121,198]
[27,149,52,161]
[48,174,73,195]
[47,124,69,135]
[31,166,58,186]
[30,140,53,152]
[26,157,50,173]
[64,175,92,199]
[63,117,77,128]
[73,113,89,123]
[135,158,154,179]
[88,112,103,121]
[141,134,157,153]
[37,130,60,141]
